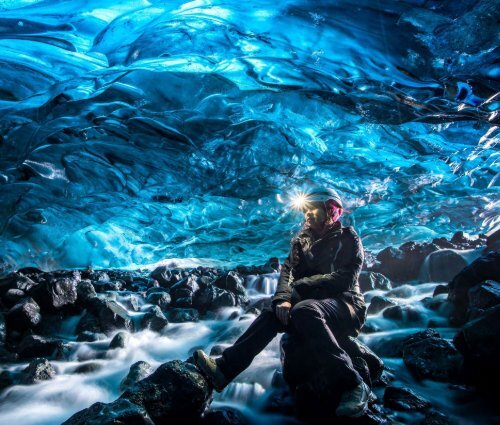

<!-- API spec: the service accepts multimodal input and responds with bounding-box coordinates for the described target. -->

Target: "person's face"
[303,202,327,230]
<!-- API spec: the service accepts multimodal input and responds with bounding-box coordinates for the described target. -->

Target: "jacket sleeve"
[293,227,364,297]
[271,249,295,309]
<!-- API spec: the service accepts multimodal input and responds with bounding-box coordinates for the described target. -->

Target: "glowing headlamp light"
[291,191,310,210]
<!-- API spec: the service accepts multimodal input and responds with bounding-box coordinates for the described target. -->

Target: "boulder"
[383,304,424,323]
[421,410,453,425]
[423,249,468,283]
[29,276,78,312]
[141,306,169,332]
[201,407,250,425]
[73,363,103,374]
[0,273,37,296]
[168,308,199,323]
[146,291,171,310]
[0,312,5,344]
[210,344,230,356]
[61,399,154,425]
[448,251,500,324]
[485,228,500,252]
[213,271,246,296]
[121,360,211,424]
[88,299,132,333]
[383,386,431,411]
[193,286,236,313]
[6,297,42,331]
[76,280,97,304]
[120,361,154,393]
[170,276,199,307]
[468,280,500,313]
[150,266,180,288]
[17,334,66,359]
[403,337,462,381]
[433,284,448,297]
[20,358,56,384]
[369,329,441,358]
[367,296,397,314]
[359,272,392,292]
[3,288,26,308]
[109,331,129,349]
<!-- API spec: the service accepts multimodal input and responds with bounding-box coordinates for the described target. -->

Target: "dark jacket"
[271,221,367,333]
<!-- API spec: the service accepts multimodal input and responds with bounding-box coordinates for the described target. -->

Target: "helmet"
[307,187,343,209]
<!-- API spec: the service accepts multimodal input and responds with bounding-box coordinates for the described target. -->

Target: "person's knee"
[290,301,322,327]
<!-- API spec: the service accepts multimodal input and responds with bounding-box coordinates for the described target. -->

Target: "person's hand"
[275,301,292,325]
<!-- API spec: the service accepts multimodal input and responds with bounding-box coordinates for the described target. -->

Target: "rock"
[121,360,211,424]
[18,334,65,359]
[76,312,101,334]
[109,331,129,349]
[29,276,78,312]
[6,297,42,331]
[170,276,199,307]
[151,266,177,288]
[193,286,236,313]
[433,284,448,296]
[61,399,154,425]
[213,271,246,296]
[383,386,431,411]
[382,305,424,323]
[0,369,19,391]
[260,387,295,416]
[343,337,385,384]
[20,358,56,384]
[201,407,250,425]
[403,337,462,381]
[375,242,439,283]
[141,306,169,332]
[420,410,453,425]
[423,249,468,283]
[123,294,141,312]
[77,280,97,304]
[453,304,500,388]
[370,329,441,358]
[3,288,26,307]
[73,363,103,374]
[88,299,133,333]
[93,281,124,292]
[448,251,500,324]
[0,312,5,344]
[146,291,171,309]
[209,344,229,356]
[367,296,397,314]
[168,308,199,322]
[468,280,500,312]
[0,273,37,296]
[77,331,105,342]
[486,228,500,252]
[359,272,392,292]
[120,361,154,393]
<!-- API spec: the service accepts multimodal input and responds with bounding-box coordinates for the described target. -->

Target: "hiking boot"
[335,381,375,417]
[193,349,229,392]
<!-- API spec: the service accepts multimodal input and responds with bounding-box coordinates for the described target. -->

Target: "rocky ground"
[0,230,498,424]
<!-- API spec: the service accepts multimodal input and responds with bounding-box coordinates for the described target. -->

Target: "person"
[194,187,372,417]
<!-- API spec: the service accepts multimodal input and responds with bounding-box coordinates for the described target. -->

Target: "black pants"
[217,298,362,390]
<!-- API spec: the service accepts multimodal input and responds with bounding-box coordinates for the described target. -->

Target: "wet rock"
[382,304,424,322]
[146,291,171,309]
[141,306,168,332]
[76,312,101,334]
[29,276,78,312]
[201,406,250,425]
[423,249,469,283]
[433,284,448,296]
[88,299,132,333]
[151,266,177,288]
[420,410,453,425]
[73,363,103,374]
[367,296,397,314]
[210,344,229,356]
[93,280,124,292]
[260,387,295,416]
[0,312,5,344]
[383,386,431,411]
[359,271,392,292]
[468,280,500,313]
[375,241,439,283]
[486,228,500,252]
[3,288,26,307]
[0,369,18,391]
[61,399,154,425]
[448,251,500,324]
[213,271,246,296]
[403,337,462,381]
[193,286,236,313]
[0,273,38,296]
[170,276,199,307]
[123,294,141,312]
[20,358,56,384]
[121,360,211,424]
[76,280,97,304]
[453,304,500,388]
[109,331,129,349]
[168,308,199,322]
[370,329,441,358]
[343,337,385,384]
[6,296,42,331]
[120,361,154,393]
[18,334,65,359]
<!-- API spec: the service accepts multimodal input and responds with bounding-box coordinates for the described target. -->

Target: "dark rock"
[382,304,424,323]
[193,286,236,313]
[76,312,101,334]
[120,361,154,393]
[367,296,397,314]
[420,410,453,425]
[121,360,211,424]
[29,276,78,312]
[468,280,500,312]
[82,270,110,282]
[146,291,171,309]
[433,284,448,297]
[88,299,132,333]
[141,306,168,332]
[453,304,500,388]
[151,266,177,288]
[20,358,56,384]
[383,386,431,411]
[213,271,246,296]
[61,399,154,425]
[123,294,141,312]
[423,249,468,283]
[260,388,295,416]
[201,406,250,425]
[168,308,199,322]
[403,337,462,381]
[209,344,229,356]
[0,312,5,344]
[370,329,441,358]
[343,337,385,384]
[486,228,500,252]
[77,280,97,304]
[18,334,65,359]
[109,331,129,349]
[0,273,37,296]
[73,363,103,374]
[3,288,26,307]
[77,331,107,342]
[448,251,500,324]
[6,297,42,331]
[93,280,124,292]
[375,242,439,283]
[0,369,19,391]
[359,272,392,292]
